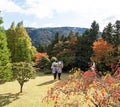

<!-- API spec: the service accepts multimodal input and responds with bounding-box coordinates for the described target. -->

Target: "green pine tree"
[0,14,12,82]
[6,21,36,62]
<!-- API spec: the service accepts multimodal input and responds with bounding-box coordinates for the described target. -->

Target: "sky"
[0,0,120,31]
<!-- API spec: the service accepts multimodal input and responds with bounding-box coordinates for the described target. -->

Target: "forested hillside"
[26,27,87,46]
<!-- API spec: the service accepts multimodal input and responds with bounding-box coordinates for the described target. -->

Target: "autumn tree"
[34,52,49,63]
[91,38,115,71]
[0,13,12,82]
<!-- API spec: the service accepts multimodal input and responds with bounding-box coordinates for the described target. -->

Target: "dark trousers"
[54,73,61,80]
[58,73,61,80]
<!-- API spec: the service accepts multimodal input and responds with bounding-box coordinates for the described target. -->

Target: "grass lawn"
[0,72,69,107]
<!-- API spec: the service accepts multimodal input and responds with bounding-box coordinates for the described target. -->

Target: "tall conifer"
[0,13,12,81]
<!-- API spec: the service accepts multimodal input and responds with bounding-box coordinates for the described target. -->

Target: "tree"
[6,21,36,92]
[12,62,35,93]
[6,21,36,62]
[46,32,60,56]
[39,56,51,72]
[91,38,115,71]
[0,13,12,82]
[102,23,114,44]
[14,37,32,62]
[37,44,45,52]
[67,30,75,40]
[34,52,49,64]
[75,21,99,71]
[102,21,120,46]
[90,21,99,38]
[75,35,91,70]
[102,21,120,64]
[113,20,120,46]
[6,22,17,62]
[53,31,60,44]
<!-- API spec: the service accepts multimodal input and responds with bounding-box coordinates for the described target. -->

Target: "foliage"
[6,21,36,63]
[39,56,51,70]
[91,38,115,72]
[35,52,49,63]
[14,37,32,62]
[75,21,100,71]
[51,57,58,62]
[12,62,35,93]
[102,21,120,65]
[102,20,120,46]
[102,22,114,44]
[36,44,46,52]
[42,69,120,107]
[0,14,12,82]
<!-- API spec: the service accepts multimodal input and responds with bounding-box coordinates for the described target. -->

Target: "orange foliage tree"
[91,38,115,66]
[34,52,49,63]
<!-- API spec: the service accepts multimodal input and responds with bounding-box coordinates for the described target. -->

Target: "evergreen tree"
[47,31,60,56]
[113,20,120,46]
[0,14,12,81]
[102,20,120,46]
[53,31,60,44]
[6,22,17,62]
[6,21,36,62]
[37,44,45,52]
[89,21,99,42]
[102,23,114,44]
[75,21,99,71]
[75,35,91,71]
[102,21,120,63]
[14,37,31,62]
[67,30,75,40]
[60,34,66,41]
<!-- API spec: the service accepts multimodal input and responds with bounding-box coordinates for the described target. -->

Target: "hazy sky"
[0,0,120,31]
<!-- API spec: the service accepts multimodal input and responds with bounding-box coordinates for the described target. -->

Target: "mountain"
[26,27,87,46]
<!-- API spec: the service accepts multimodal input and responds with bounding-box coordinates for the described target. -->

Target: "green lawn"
[0,72,69,107]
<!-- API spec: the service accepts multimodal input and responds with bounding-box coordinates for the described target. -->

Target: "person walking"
[57,61,63,80]
[51,61,58,80]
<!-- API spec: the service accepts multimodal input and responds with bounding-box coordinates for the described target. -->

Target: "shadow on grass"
[37,80,55,86]
[0,92,20,107]
[35,71,52,77]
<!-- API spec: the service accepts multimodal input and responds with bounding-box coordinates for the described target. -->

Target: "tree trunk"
[20,82,24,93]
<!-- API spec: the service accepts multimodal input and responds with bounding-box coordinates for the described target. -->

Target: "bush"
[42,69,120,107]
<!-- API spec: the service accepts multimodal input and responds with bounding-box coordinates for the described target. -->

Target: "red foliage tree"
[35,52,49,63]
